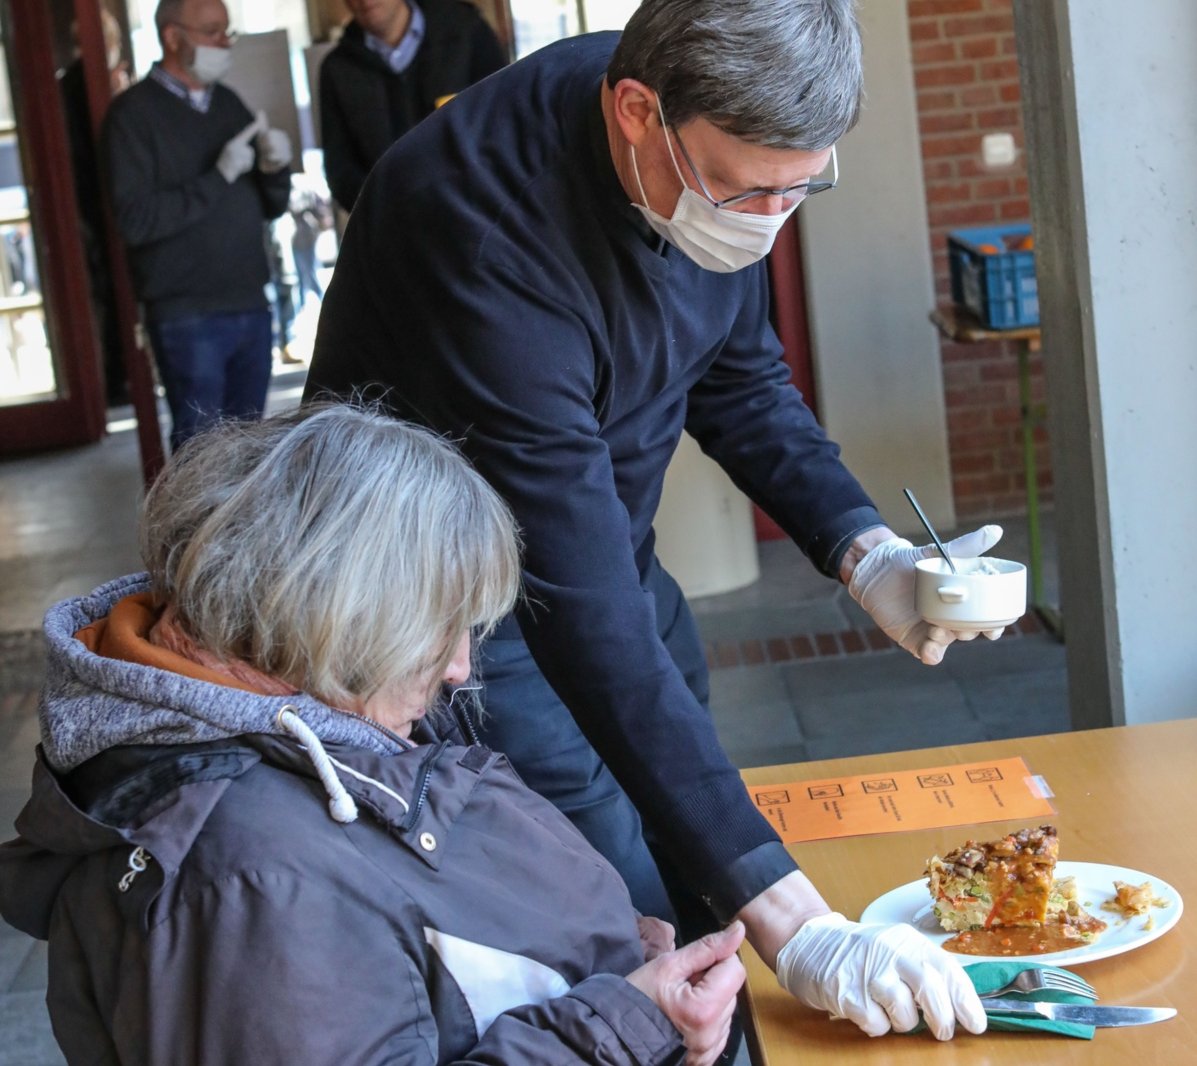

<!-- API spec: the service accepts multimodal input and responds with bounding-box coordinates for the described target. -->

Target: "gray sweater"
[0,575,684,1064]
[101,76,290,320]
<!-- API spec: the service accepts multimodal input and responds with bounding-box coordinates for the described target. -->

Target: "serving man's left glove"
[775,913,987,1040]
[253,111,293,174]
[848,524,1004,665]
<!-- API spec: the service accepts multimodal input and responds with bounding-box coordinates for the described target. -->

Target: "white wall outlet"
[981,132,1018,168]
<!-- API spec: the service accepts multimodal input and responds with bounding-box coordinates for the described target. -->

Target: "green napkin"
[966,961,1095,1039]
[905,960,1095,1039]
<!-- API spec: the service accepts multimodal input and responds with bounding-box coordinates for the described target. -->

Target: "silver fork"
[979,967,1098,1000]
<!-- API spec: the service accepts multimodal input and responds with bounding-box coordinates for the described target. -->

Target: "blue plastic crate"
[948,223,1039,328]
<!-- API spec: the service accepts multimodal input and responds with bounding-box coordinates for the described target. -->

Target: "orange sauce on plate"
[944,914,1107,956]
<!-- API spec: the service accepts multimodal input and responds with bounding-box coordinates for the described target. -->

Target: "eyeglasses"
[669,124,838,210]
[173,22,239,45]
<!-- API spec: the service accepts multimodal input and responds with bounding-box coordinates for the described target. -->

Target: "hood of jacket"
[35,573,409,773]
[0,574,446,939]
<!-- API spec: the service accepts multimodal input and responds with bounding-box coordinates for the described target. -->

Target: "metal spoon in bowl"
[903,487,957,575]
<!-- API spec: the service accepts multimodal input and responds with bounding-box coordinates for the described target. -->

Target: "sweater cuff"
[568,974,684,1064]
[807,506,886,579]
[697,841,800,924]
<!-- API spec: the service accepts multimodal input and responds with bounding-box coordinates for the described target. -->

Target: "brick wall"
[907,0,1052,520]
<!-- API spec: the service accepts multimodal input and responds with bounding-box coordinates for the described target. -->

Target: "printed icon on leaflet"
[966,767,1004,784]
[919,773,954,789]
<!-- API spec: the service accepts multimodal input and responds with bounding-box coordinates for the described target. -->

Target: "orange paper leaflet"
[746,756,1054,843]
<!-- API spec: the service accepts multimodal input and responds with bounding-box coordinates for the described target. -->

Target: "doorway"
[0,0,106,454]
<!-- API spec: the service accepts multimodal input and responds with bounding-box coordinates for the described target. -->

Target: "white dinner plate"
[859,861,1184,966]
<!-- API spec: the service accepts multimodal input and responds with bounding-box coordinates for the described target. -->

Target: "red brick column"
[907,0,1052,519]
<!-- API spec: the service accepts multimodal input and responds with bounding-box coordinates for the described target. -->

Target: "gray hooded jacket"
[0,575,684,1064]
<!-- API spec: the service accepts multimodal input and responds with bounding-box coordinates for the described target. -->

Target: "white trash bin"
[653,433,761,598]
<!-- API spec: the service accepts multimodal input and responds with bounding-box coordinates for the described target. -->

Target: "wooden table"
[928,304,1059,636]
[739,718,1195,1063]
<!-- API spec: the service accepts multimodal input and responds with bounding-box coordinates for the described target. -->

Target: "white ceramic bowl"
[914,556,1027,631]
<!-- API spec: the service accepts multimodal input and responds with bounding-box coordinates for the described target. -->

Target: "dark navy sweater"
[101,76,290,320]
[307,33,883,917]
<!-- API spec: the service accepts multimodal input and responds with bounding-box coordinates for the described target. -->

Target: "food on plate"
[925,825,1107,956]
[1102,879,1171,928]
[926,824,1057,931]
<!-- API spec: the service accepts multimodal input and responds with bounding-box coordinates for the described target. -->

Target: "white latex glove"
[253,111,292,173]
[216,115,263,184]
[775,913,987,1041]
[848,524,1004,665]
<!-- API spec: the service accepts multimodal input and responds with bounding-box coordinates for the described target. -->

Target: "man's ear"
[609,78,660,148]
[159,24,182,58]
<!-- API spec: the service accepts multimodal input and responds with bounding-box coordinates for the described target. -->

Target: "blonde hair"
[140,405,520,707]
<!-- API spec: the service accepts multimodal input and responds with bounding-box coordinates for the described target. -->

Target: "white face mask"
[629,100,799,273]
[187,43,232,85]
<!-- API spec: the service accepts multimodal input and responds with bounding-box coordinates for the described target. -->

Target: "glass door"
[0,46,55,405]
[0,0,105,454]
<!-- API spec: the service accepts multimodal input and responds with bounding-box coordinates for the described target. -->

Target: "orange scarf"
[75,593,298,697]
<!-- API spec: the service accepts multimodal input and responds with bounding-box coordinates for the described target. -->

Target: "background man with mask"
[102,0,292,450]
[307,0,999,1044]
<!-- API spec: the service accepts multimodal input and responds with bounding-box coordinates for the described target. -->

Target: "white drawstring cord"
[277,705,359,823]
[327,755,409,813]
[447,682,482,707]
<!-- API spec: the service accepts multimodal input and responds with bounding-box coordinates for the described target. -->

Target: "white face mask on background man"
[187,42,232,85]
[629,97,800,273]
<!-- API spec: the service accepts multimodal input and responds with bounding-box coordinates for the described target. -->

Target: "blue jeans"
[477,557,711,931]
[147,309,273,451]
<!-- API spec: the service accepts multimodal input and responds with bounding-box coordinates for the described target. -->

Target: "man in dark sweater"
[319,0,506,212]
[102,0,292,450]
[307,0,1000,1042]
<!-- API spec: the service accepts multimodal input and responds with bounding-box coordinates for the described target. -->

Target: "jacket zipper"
[334,706,416,750]
[400,740,450,832]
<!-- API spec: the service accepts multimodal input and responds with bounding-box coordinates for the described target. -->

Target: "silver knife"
[982,998,1177,1027]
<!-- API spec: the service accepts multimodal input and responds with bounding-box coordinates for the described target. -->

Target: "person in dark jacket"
[0,405,747,1065]
[101,0,293,449]
[305,0,995,1042]
[319,0,507,212]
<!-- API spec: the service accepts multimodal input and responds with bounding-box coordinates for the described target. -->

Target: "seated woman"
[0,406,745,1065]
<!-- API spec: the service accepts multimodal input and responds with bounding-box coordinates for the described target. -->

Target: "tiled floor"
[0,377,1063,1064]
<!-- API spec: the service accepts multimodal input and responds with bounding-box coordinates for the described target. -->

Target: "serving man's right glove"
[775,913,987,1040]
[848,524,1005,665]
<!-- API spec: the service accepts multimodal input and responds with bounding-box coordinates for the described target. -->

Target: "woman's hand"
[626,921,746,1066]
[636,913,676,961]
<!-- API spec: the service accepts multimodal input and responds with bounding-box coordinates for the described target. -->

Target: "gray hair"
[607,0,863,151]
[140,405,521,709]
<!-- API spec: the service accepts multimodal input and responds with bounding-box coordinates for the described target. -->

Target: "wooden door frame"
[0,0,105,452]
[72,0,167,485]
